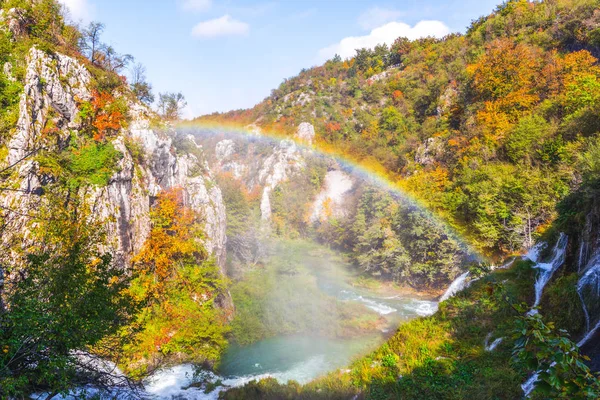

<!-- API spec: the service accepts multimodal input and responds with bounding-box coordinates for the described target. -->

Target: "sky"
[57,0,501,119]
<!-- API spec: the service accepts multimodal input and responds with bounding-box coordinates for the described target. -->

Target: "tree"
[79,22,105,65]
[157,92,187,120]
[79,22,132,73]
[100,45,133,73]
[0,197,137,397]
[513,312,600,398]
[129,63,155,105]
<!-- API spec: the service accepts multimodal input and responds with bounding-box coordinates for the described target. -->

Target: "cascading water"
[439,271,470,302]
[525,252,600,397]
[521,234,568,396]
[529,233,568,313]
[578,241,589,273]
[576,249,600,347]
[484,333,503,352]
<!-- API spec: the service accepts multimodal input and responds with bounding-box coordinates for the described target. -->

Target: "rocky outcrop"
[0,7,29,38]
[215,139,246,179]
[0,47,227,272]
[415,137,444,167]
[295,122,315,146]
[258,139,305,221]
[310,170,354,222]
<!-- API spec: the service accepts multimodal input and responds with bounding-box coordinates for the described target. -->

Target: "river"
[142,240,438,399]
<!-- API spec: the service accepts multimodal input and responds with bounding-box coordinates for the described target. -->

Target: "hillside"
[198,0,600,258]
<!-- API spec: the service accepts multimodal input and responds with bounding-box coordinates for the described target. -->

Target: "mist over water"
[141,240,438,398]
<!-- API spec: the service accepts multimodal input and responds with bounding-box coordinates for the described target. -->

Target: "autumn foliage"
[123,188,229,376]
[79,90,127,141]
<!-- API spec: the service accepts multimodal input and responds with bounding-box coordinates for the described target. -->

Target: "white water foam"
[403,300,438,316]
[577,250,600,347]
[357,295,397,315]
[440,271,470,302]
[529,233,568,312]
[483,333,503,352]
[521,372,539,397]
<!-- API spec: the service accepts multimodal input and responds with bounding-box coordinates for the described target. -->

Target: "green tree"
[0,201,135,397]
[513,312,600,398]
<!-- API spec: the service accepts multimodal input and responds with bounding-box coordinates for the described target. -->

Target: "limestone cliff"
[0,47,227,272]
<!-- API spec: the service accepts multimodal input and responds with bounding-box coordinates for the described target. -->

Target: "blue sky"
[58,0,501,118]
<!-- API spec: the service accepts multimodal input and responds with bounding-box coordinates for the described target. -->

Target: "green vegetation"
[0,197,134,397]
[38,140,122,189]
[317,186,467,288]
[122,189,230,377]
[513,311,600,399]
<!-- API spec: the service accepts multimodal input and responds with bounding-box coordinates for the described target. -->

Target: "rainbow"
[176,120,484,262]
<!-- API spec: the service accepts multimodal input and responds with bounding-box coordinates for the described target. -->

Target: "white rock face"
[295,122,315,146]
[216,139,235,161]
[415,137,444,166]
[258,139,305,221]
[8,47,92,165]
[215,139,246,179]
[310,170,354,222]
[245,123,262,135]
[0,47,228,273]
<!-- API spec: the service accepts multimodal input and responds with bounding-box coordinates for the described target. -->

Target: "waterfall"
[440,271,470,302]
[522,372,539,397]
[524,236,600,397]
[525,242,545,263]
[576,249,600,347]
[521,234,568,396]
[578,241,589,273]
[484,333,503,352]
[529,233,568,313]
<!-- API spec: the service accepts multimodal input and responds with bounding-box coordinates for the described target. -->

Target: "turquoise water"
[218,334,381,384]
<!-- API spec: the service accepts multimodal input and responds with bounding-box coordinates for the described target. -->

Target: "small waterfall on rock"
[522,372,539,397]
[440,271,470,302]
[576,249,600,347]
[578,241,589,273]
[521,234,568,396]
[484,333,503,352]
[529,233,568,313]
[523,234,597,397]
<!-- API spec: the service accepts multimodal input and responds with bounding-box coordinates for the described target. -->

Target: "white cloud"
[57,0,94,22]
[358,7,404,30]
[181,0,212,12]
[191,15,249,39]
[318,20,450,61]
